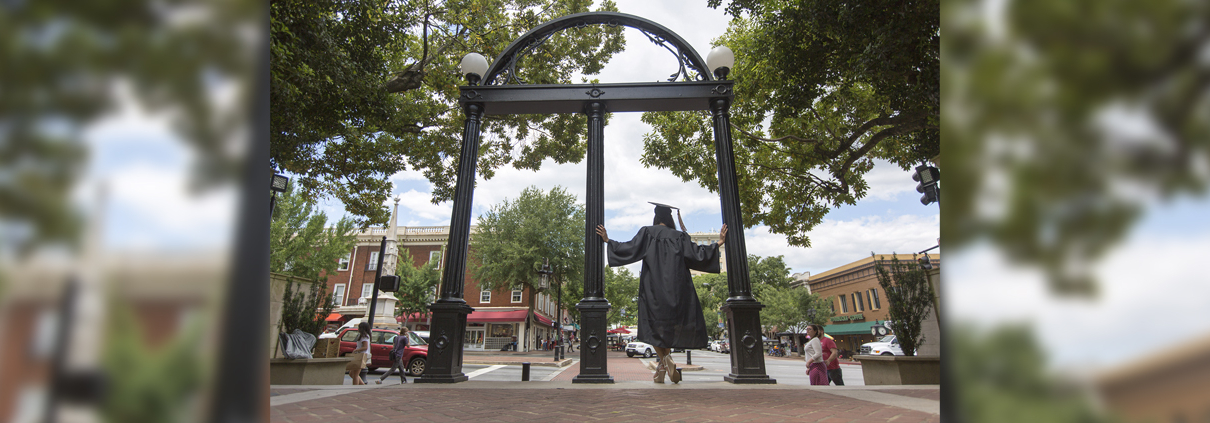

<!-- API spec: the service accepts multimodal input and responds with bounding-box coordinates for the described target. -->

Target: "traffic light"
[913,165,940,205]
[377,274,400,292]
[918,254,933,270]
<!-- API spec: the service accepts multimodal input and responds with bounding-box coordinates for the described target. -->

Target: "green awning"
[823,320,878,336]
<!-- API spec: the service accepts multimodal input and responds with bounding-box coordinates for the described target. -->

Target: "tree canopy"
[269,184,358,282]
[394,248,442,325]
[470,185,585,295]
[640,0,938,247]
[270,0,625,227]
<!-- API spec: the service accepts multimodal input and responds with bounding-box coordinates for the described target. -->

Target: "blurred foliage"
[394,248,442,325]
[943,0,1210,295]
[639,0,939,248]
[0,0,255,254]
[280,278,335,338]
[269,183,358,282]
[953,324,1120,423]
[604,266,639,326]
[270,0,625,227]
[693,273,727,339]
[873,254,934,357]
[470,186,585,296]
[101,304,203,423]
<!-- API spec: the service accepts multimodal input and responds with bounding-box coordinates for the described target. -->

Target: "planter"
[853,355,940,385]
[269,357,352,385]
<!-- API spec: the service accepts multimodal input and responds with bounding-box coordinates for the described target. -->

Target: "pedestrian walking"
[377,327,410,384]
[597,203,727,384]
[804,325,828,385]
[345,322,371,385]
[818,326,844,385]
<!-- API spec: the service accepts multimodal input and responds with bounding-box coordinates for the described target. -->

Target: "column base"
[412,375,470,384]
[724,374,777,384]
[572,374,615,384]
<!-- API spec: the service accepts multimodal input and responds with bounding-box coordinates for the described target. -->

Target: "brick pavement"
[270,387,939,422]
[271,351,940,422]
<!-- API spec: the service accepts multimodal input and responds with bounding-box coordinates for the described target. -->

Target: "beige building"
[1097,333,1210,423]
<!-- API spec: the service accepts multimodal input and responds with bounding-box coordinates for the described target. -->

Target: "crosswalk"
[465,365,506,379]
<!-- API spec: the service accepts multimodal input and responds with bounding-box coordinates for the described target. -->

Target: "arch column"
[573,101,613,383]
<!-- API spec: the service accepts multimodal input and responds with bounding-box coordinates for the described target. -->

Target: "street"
[345,350,863,385]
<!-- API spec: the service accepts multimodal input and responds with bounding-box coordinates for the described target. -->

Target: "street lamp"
[537,258,560,360]
[269,174,289,217]
[706,46,734,80]
[460,52,489,86]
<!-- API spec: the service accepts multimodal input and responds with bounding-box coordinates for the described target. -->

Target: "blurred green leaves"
[0,0,255,254]
[943,0,1210,295]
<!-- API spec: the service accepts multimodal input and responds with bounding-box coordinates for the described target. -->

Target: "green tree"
[269,184,358,282]
[394,248,442,326]
[470,186,585,323]
[270,0,625,226]
[873,254,935,356]
[604,267,639,327]
[639,0,938,248]
[693,273,729,339]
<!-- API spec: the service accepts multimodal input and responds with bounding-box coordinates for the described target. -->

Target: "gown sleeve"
[606,227,648,267]
[682,234,722,273]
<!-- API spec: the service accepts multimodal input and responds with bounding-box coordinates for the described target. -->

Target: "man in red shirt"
[819,326,844,385]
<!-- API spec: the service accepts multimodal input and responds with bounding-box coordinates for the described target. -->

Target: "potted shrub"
[270,277,348,385]
[853,254,940,385]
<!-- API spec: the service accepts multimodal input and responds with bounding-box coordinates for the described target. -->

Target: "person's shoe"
[375,380,382,384]
[653,359,666,383]
[665,355,681,384]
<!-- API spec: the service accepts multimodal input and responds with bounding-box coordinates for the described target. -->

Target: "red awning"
[534,313,554,327]
[396,313,430,323]
[324,313,343,322]
[467,310,529,323]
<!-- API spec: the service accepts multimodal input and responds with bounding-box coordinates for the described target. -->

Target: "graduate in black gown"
[596,204,728,383]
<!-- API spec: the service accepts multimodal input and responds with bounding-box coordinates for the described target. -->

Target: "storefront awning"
[468,310,528,323]
[534,313,554,327]
[324,313,343,322]
[823,320,879,336]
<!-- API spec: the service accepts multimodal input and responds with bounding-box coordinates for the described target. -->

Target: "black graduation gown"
[606,224,721,349]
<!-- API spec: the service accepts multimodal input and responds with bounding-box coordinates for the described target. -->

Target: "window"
[366,252,379,271]
[480,290,491,303]
[341,330,360,342]
[429,251,442,269]
[333,284,346,306]
[839,295,849,313]
[511,290,522,303]
[361,283,375,301]
[338,253,351,271]
[871,288,881,309]
[830,300,836,313]
[853,292,864,312]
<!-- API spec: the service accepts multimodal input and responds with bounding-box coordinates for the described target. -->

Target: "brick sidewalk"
[270,387,940,422]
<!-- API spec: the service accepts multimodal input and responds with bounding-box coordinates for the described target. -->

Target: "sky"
[73,0,1210,372]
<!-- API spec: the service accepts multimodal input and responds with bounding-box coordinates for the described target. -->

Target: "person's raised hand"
[719,224,728,246]
[596,224,609,243]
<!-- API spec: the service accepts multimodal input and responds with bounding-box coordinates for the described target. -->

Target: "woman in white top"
[804,324,828,385]
[349,322,372,385]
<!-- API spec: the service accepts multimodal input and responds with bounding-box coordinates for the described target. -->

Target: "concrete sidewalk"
[271,352,940,422]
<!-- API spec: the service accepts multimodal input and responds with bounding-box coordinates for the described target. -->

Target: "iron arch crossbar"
[482,11,714,86]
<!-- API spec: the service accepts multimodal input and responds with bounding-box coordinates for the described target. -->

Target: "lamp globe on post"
[706,46,734,80]
[460,52,490,86]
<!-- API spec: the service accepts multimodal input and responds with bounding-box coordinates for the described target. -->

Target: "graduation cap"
[647,202,679,210]
[648,202,678,229]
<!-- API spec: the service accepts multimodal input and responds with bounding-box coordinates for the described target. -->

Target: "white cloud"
[948,232,1210,371]
[744,215,940,274]
[106,165,237,248]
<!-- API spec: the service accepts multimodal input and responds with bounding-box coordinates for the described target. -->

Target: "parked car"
[338,328,428,375]
[626,341,656,358]
[860,335,905,356]
[412,330,430,344]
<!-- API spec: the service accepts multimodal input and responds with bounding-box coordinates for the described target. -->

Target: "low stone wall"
[269,357,351,385]
[853,355,941,385]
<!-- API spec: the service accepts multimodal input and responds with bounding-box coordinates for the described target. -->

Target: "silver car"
[626,341,655,358]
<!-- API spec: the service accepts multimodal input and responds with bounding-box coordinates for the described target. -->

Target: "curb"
[464,358,573,367]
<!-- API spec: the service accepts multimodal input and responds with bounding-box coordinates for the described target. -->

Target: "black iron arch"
[482,11,714,85]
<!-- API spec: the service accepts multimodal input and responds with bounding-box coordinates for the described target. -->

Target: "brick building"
[806,253,940,356]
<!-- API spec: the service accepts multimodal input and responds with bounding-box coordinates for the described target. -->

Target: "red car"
[338,328,428,376]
